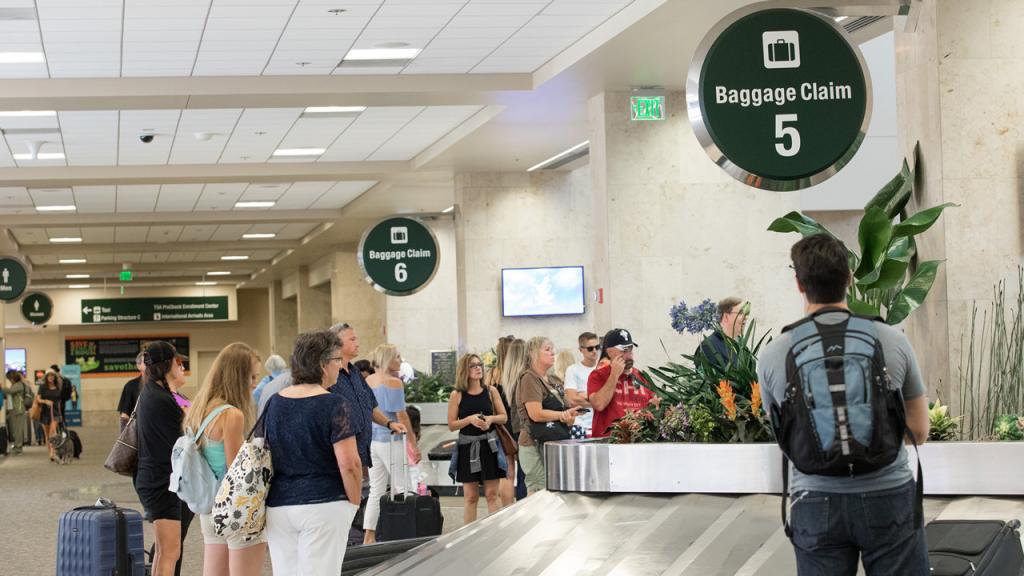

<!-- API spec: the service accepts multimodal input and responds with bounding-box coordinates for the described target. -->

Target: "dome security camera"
[139,134,155,144]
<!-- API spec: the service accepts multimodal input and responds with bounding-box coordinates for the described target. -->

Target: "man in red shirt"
[587,328,653,437]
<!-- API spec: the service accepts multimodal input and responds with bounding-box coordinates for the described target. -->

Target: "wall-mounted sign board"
[65,335,190,377]
[81,296,228,324]
[358,217,440,296]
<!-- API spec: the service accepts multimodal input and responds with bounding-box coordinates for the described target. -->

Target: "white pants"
[364,440,409,530]
[266,500,358,576]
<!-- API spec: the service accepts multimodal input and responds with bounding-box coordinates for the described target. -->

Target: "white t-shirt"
[563,362,595,431]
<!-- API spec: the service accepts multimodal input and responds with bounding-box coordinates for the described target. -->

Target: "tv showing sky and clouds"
[502,266,585,317]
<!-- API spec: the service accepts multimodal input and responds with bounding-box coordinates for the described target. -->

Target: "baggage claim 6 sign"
[687,7,871,191]
[358,217,440,296]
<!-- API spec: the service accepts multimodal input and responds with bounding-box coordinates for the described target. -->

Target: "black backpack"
[771,308,922,535]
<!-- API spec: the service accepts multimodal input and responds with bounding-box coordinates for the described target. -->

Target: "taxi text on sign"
[687,7,871,191]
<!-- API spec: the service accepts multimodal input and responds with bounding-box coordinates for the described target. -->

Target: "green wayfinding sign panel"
[358,217,439,296]
[81,296,229,324]
[0,256,29,302]
[21,292,53,325]
[688,7,870,191]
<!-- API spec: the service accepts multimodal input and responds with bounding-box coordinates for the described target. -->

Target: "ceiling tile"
[155,184,204,211]
[309,181,376,209]
[194,182,247,210]
[116,185,161,212]
[74,185,117,213]
[114,226,150,243]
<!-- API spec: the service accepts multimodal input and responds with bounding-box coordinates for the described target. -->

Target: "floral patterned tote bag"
[211,402,273,542]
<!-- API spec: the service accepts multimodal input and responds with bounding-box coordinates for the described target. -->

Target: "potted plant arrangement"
[405,370,453,425]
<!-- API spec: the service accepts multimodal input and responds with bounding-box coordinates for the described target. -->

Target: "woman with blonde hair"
[447,353,508,523]
[183,342,266,576]
[500,339,529,502]
[550,349,576,392]
[362,343,420,544]
[515,337,581,494]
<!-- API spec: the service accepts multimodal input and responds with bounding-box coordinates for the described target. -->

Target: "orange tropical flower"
[751,382,762,417]
[716,380,737,421]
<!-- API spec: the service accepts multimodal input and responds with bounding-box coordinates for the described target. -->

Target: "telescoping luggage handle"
[387,432,412,503]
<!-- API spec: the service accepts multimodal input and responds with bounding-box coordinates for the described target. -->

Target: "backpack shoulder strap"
[196,404,234,441]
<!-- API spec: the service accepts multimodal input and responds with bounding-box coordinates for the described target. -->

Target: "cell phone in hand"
[575,408,590,414]
[477,414,487,420]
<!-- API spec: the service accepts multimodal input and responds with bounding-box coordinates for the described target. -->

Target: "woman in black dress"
[447,353,508,524]
[37,371,63,461]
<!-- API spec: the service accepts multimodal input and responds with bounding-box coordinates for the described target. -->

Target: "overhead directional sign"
[687,7,871,191]
[21,292,53,325]
[81,296,229,324]
[358,217,440,296]
[0,256,28,302]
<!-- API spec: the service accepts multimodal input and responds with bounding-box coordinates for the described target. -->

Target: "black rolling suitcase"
[927,519,1024,575]
[0,425,8,456]
[57,499,146,575]
[376,435,443,542]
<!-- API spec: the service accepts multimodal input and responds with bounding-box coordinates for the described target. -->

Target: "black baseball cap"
[143,341,188,366]
[602,328,638,350]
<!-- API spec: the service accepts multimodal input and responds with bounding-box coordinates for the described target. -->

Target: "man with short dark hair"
[757,234,930,575]
[563,332,599,437]
[695,296,748,370]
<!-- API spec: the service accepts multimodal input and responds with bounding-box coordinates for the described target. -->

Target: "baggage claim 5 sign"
[358,217,440,296]
[687,7,871,191]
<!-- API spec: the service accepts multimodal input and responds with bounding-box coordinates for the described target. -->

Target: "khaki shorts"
[200,513,266,550]
[518,444,546,492]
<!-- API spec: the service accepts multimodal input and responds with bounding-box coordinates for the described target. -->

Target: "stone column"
[895,0,1023,407]
[331,251,386,355]
[296,267,332,332]
[268,279,297,356]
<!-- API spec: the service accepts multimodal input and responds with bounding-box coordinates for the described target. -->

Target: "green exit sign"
[631,95,665,121]
[119,270,133,282]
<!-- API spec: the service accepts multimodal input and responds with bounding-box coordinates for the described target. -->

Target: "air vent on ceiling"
[0,8,38,21]
[843,16,886,33]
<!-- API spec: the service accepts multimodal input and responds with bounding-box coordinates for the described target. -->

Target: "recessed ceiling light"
[343,48,422,61]
[36,205,76,212]
[235,201,276,209]
[272,148,326,157]
[13,152,65,160]
[196,281,218,286]
[0,52,45,64]
[68,284,90,289]
[207,271,232,276]
[65,274,90,279]
[49,237,82,243]
[303,106,366,114]
[0,110,56,117]
[242,233,276,239]
[59,258,87,264]
[441,205,455,214]
[221,255,249,261]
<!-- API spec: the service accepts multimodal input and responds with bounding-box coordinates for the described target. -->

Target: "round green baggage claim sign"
[358,217,440,296]
[687,7,871,191]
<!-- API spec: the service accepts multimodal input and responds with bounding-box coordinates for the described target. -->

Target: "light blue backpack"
[170,404,232,514]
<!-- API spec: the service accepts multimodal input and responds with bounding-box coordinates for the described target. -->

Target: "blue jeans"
[790,480,928,576]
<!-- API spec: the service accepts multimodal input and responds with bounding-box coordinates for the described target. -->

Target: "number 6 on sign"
[395,263,408,283]
[774,113,800,157]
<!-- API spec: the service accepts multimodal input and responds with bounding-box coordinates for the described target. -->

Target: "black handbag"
[527,382,571,445]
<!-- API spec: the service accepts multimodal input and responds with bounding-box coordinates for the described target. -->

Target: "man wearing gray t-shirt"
[757,234,930,576]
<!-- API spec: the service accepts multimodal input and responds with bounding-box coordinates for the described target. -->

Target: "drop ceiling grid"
[169,108,243,164]
[238,182,291,202]
[115,184,161,212]
[368,104,481,160]
[37,0,121,78]
[179,226,218,242]
[60,111,119,165]
[272,181,334,209]
[219,107,304,163]
[0,187,32,208]
[193,182,248,211]
[318,106,424,162]
[275,114,358,151]
[154,183,205,211]
[309,180,376,209]
[74,185,118,213]
[80,227,115,244]
[0,15,47,78]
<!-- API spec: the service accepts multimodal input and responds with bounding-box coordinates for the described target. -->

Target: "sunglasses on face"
[581,345,601,352]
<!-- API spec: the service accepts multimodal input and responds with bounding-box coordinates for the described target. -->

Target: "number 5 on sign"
[395,263,408,283]
[774,114,800,157]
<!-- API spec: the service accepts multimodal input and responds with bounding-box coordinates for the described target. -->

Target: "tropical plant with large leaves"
[767,156,955,324]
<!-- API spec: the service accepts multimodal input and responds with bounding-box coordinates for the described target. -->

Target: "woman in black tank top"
[447,354,508,524]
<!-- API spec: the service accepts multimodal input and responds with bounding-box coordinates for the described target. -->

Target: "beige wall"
[331,251,387,356]
[4,288,270,426]
[455,169,598,358]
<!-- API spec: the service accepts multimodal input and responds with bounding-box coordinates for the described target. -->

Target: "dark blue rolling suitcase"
[57,501,146,576]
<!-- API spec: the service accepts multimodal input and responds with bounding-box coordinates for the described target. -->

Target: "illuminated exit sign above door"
[631,95,665,121]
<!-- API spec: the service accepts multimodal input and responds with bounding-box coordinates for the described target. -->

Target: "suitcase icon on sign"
[762,31,800,69]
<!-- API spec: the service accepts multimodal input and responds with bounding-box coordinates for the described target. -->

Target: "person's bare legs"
[202,543,228,576]
[46,421,58,459]
[152,519,182,576]
[483,480,501,515]
[499,462,515,507]
[229,542,267,575]
[463,482,481,524]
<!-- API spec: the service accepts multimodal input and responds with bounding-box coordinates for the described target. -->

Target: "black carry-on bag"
[375,434,443,542]
[927,519,1024,576]
[56,499,146,576]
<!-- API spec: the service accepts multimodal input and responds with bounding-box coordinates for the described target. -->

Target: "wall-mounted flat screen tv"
[501,266,585,317]
[4,348,26,375]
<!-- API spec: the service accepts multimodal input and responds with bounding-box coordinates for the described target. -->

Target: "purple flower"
[670,298,717,335]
